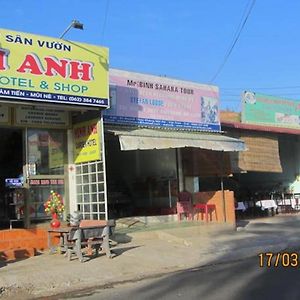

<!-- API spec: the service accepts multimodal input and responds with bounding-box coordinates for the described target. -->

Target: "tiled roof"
[221,120,300,135]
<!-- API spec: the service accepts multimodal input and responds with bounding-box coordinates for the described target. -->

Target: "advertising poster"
[104,69,221,132]
[49,136,64,169]
[27,132,40,175]
[242,91,300,128]
[15,106,69,128]
[0,28,109,107]
[73,119,101,163]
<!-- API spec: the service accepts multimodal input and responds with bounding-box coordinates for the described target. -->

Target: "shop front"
[221,92,300,218]
[0,28,109,230]
[0,108,70,229]
[103,69,245,223]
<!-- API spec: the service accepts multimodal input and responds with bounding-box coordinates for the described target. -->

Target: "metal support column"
[220,151,226,223]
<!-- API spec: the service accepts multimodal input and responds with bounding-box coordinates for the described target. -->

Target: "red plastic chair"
[176,201,193,221]
[193,203,217,222]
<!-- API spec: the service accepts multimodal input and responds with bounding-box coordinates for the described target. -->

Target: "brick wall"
[0,228,52,261]
[193,190,236,225]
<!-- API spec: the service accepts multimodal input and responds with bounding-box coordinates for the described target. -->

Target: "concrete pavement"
[1,214,300,299]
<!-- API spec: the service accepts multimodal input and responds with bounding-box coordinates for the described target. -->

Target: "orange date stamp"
[258,252,299,267]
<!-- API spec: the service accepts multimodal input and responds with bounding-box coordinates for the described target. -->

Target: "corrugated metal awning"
[107,128,246,152]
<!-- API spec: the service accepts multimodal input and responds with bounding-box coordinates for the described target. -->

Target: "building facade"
[103,69,245,224]
[221,91,300,209]
[0,28,109,228]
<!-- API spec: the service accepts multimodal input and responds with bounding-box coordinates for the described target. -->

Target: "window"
[27,129,67,175]
[76,160,106,220]
[30,182,65,219]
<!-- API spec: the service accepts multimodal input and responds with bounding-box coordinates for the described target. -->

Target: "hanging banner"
[29,179,64,185]
[0,28,109,107]
[73,119,101,163]
[103,69,221,132]
[242,91,300,128]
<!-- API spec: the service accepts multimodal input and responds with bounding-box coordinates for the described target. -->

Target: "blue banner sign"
[5,178,23,188]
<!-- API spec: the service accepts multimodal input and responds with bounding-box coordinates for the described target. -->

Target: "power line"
[209,0,256,83]
[101,0,110,44]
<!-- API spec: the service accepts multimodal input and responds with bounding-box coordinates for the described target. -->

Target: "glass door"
[26,128,68,221]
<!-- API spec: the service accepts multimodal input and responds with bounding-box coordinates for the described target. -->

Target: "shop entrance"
[0,128,24,228]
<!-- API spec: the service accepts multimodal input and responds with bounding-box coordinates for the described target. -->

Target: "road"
[59,254,300,300]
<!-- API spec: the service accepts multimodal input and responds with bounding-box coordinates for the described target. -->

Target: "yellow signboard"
[0,28,109,107]
[73,119,101,163]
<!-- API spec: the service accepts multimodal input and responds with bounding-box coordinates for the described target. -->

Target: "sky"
[1,0,300,111]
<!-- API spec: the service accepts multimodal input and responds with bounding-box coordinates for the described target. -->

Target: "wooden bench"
[66,219,115,262]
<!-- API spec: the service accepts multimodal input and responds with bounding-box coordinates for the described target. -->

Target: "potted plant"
[44,190,65,228]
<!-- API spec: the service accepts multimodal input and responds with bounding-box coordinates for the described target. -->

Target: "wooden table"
[67,225,114,262]
[47,227,72,254]
[47,221,116,262]
[255,199,277,210]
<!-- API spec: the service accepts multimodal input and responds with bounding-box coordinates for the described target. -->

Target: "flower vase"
[50,213,61,228]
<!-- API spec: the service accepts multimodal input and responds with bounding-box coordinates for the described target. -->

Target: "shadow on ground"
[0,250,39,269]
[58,215,300,300]
[124,215,300,300]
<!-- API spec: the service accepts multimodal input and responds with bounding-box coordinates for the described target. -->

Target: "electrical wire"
[209,0,256,83]
[101,0,110,44]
